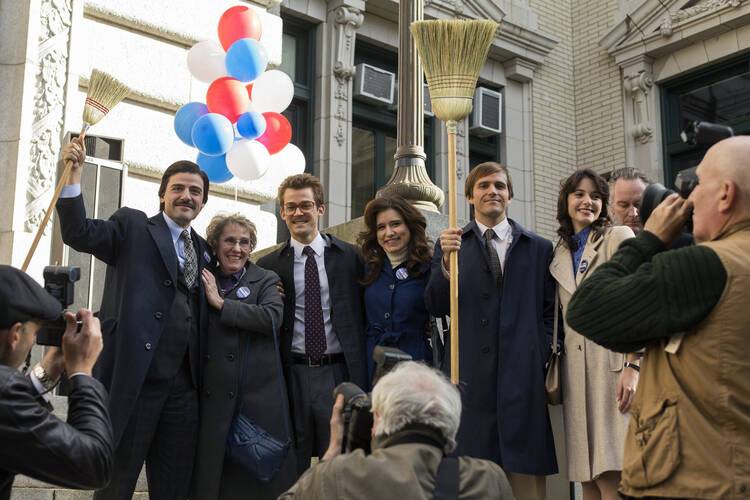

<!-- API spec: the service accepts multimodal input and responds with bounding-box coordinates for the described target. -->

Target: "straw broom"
[22,69,131,271]
[411,20,498,385]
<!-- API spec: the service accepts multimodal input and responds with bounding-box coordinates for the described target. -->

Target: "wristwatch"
[624,361,640,372]
[32,363,58,391]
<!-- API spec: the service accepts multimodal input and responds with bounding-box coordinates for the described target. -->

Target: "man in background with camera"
[56,137,212,499]
[280,361,513,499]
[567,135,750,498]
[0,265,112,499]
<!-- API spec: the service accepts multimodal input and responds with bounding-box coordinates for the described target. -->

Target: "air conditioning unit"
[354,63,395,105]
[469,87,502,137]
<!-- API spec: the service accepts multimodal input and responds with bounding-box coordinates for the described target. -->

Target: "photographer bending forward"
[0,266,113,499]
[280,362,512,499]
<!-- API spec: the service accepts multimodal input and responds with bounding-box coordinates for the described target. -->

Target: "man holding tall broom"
[56,137,212,500]
[425,162,558,499]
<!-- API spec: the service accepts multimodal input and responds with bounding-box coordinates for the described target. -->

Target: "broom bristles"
[82,69,131,128]
[411,20,498,122]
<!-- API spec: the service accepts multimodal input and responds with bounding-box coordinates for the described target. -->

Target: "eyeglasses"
[283,201,317,213]
[221,237,251,249]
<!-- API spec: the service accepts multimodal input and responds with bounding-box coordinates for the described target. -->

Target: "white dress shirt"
[289,233,342,355]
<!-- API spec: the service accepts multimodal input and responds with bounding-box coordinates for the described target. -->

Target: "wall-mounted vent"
[469,87,502,137]
[354,63,395,105]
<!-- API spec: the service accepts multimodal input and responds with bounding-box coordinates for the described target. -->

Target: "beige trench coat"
[550,225,634,482]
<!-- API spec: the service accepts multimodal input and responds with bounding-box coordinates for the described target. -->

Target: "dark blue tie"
[303,246,326,360]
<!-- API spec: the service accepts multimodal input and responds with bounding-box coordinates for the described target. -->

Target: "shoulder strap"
[434,457,459,500]
[552,288,559,351]
[235,308,292,444]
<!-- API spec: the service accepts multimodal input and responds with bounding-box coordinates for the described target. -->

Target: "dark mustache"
[175,201,194,208]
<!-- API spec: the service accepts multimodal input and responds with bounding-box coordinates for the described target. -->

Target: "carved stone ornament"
[26,0,73,232]
[624,70,654,144]
[332,5,363,84]
[661,0,743,38]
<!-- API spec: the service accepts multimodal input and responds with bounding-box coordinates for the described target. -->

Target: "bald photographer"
[566,136,750,498]
[280,361,512,499]
[0,266,113,499]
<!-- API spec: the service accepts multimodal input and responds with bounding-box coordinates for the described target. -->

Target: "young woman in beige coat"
[549,169,640,500]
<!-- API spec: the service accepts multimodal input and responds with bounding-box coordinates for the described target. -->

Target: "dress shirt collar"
[475,217,512,242]
[162,212,192,244]
[290,232,327,258]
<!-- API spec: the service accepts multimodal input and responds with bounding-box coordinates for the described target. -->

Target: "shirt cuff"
[59,184,82,198]
[29,370,52,402]
[69,373,88,379]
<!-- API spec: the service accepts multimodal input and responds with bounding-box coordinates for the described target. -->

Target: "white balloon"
[226,140,270,180]
[260,143,306,187]
[187,40,227,83]
[251,70,295,113]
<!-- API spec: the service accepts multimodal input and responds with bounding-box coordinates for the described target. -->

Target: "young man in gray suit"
[257,174,366,475]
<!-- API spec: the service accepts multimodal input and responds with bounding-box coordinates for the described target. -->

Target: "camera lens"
[640,183,675,225]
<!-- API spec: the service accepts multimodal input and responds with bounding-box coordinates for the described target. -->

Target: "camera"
[36,266,80,346]
[332,346,412,454]
[640,121,735,229]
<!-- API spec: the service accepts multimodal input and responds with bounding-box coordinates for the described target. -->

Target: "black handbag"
[226,310,292,482]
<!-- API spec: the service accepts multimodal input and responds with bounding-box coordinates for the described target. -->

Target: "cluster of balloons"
[174,6,305,183]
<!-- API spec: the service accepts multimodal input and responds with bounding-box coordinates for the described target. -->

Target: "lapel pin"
[395,268,409,280]
[203,250,211,263]
[236,286,251,299]
[578,259,589,275]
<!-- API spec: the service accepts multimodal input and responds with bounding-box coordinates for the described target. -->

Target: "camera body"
[36,266,80,346]
[332,346,413,454]
[640,121,735,230]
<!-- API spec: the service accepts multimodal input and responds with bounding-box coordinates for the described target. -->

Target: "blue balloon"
[236,111,267,140]
[225,38,267,83]
[191,113,234,156]
[197,152,233,183]
[174,102,209,146]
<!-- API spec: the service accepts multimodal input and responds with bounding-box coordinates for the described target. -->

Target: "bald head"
[713,136,750,208]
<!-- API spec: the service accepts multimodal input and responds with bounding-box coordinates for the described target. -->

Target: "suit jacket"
[549,225,633,481]
[0,366,113,499]
[257,234,367,390]
[425,219,558,475]
[56,195,210,446]
[192,262,296,499]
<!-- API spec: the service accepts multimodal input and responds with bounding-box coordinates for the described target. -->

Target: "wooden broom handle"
[21,130,87,272]
[446,120,459,385]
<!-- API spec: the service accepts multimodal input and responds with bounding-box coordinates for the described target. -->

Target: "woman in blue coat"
[357,196,433,386]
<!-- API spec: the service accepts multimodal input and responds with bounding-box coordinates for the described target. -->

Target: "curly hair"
[357,196,432,287]
[205,213,258,255]
[556,169,612,251]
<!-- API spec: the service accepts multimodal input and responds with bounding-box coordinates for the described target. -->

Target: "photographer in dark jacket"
[0,265,113,499]
[566,136,750,498]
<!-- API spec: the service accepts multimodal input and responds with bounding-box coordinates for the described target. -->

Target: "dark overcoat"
[56,195,210,446]
[256,234,367,393]
[191,262,296,499]
[425,219,558,475]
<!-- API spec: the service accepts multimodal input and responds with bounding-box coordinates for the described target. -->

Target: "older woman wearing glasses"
[191,213,294,500]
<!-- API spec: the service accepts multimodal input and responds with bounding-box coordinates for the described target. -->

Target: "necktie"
[484,228,503,291]
[303,246,326,360]
[182,229,197,287]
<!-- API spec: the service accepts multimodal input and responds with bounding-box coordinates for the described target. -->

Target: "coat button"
[228,391,235,399]
[145,342,152,351]
[481,346,490,354]
[480,318,488,326]
[578,345,582,351]
[481,292,489,299]
[163,279,172,287]
[226,353,235,361]
[384,312,391,320]
[388,284,394,290]
[203,354,211,361]
[205,390,211,398]
[154,312,162,319]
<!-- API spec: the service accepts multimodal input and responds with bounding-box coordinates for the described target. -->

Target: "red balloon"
[218,6,262,51]
[206,77,250,123]
[245,83,253,101]
[256,113,291,155]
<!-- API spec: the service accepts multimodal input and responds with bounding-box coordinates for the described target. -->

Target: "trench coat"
[425,219,558,475]
[190,262,295,500]
[549,225,633,481]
